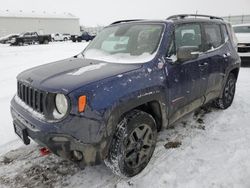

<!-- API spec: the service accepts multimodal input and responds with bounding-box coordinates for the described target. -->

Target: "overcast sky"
[1,0,250,26]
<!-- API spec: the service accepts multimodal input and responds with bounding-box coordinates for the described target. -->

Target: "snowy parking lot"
[0,42,250,188]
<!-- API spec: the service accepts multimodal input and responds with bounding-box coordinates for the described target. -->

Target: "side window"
[175,24,202,51]
[24,33,30,37]
[204,24,223,50]
[31,32,37,37]
[221,24,229,43]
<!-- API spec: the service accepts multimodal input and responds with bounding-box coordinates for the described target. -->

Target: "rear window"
[233,26,250,33]
[204,24,223,50]
[229,24,238,47]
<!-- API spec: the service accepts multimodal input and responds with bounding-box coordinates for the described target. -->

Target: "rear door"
[166,23,208,121]
[202,23,229,101]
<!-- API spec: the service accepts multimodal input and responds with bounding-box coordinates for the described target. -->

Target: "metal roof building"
[223,15,250,25]
[0,10,80,37]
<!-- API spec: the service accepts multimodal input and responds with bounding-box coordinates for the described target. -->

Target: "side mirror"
[177,46,200,62]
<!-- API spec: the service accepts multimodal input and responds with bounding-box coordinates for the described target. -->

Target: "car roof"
[110,15,227,26]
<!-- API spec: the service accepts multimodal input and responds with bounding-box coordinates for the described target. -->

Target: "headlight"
[54,94,68,119]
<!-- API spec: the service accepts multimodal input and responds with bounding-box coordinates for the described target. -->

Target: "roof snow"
[0,10,78,19]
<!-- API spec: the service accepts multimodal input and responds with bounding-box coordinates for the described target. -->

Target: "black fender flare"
[220,63,240,97]
[101,87,168,158]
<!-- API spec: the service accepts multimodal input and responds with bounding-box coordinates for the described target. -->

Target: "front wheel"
[105,110,157,177]
[215,73,236,109]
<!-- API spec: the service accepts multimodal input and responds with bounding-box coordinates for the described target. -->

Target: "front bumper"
[10,96,109,167]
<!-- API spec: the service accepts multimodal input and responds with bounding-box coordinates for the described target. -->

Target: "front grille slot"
[17,81,46,114]
[238,47,250,53]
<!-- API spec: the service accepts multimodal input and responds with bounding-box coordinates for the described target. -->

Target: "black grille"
[238,46,250,53]
[17,81,46,114]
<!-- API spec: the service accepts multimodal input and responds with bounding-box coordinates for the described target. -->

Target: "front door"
[165,23,207,123]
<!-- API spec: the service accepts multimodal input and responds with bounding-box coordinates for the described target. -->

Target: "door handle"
[223,52,231,58]
[198,62,208,67]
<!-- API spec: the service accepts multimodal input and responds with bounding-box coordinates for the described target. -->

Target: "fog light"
[71,150,83,161]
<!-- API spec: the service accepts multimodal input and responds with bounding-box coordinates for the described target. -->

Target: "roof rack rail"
[167,14,223,21]
[110,19,143,25]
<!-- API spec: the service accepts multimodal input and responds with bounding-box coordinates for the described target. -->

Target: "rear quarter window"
[204,24,223,50]
[228,24,238,47]
[221,24,229,43]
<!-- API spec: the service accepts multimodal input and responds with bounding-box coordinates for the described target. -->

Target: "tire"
[43,39,49,44]
[105,110,157,177]
[18,41,23,46]
[77,38,82,42]
[215,73,236,109]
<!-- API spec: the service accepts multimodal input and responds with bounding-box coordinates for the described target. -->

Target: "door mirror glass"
[177,46,199,62]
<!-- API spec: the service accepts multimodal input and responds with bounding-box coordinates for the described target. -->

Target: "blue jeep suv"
[11,14,240,177]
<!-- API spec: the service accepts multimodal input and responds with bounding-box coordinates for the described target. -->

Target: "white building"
[0,10,80,37]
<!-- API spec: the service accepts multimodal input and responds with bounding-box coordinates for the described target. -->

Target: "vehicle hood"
[235,33,250,44]
[17,58,142,94]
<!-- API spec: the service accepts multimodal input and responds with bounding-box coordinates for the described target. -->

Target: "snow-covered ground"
[0,42,250,188]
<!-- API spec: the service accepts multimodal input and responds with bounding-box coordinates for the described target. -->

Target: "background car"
[0,34,19,44]
[62,33,71,40]
[71,31,95,42]
[10,32,51,46]
[233,24,250,64]
[51,33,70,41]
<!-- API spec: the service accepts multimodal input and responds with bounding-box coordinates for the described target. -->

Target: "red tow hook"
[40,147,51,156]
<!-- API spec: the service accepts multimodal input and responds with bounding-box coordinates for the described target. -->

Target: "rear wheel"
[105,110,157,177]
[215,73,236,109]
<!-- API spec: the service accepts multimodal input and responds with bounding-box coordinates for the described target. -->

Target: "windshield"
[233,26,250,33]
[82,24,164,64]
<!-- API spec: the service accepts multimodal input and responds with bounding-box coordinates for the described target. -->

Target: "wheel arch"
[104,91,168,146]
[230,67,240,80]
[220,66,240,98]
